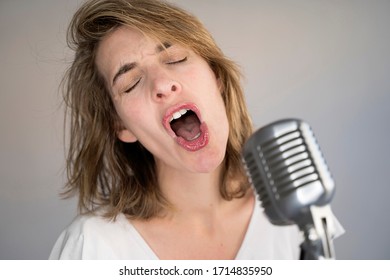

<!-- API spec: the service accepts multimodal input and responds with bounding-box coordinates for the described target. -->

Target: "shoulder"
[237,196,345,260]
[236,197,302,260]
[49,212,154,259]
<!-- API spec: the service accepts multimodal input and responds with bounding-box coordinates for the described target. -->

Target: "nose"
[150,72,181,101]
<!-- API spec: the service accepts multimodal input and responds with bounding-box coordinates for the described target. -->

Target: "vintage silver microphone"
[242,119,337,259]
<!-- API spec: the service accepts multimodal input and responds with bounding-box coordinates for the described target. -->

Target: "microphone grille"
[242,119,335,225]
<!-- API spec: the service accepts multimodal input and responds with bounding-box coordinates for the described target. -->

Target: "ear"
[117,127,138,143]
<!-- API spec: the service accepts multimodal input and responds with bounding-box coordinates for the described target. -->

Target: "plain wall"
[1,0,389,259]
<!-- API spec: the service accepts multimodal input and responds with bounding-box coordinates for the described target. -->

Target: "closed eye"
[124,78,141,93]
[167,57,187,65]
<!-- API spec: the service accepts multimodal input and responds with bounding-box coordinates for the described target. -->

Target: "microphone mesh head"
[242,119,335,226]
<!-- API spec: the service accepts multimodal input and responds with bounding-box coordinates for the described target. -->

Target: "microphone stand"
[298,205,336,260]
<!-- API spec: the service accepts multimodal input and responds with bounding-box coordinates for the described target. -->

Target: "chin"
[190,148,226,174]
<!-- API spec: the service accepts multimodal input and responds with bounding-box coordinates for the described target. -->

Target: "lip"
[163,102,209,151]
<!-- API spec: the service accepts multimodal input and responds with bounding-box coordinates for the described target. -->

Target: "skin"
[95,26,254,259]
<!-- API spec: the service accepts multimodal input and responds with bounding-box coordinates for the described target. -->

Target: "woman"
[50,0,306,259]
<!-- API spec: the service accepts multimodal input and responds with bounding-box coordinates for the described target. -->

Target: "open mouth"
[170,109,201,141]
[164,104,209,151]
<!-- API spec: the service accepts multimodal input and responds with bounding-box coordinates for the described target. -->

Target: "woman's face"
[96,26,229,174]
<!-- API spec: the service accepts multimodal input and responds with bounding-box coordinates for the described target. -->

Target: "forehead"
[96,26,153,69]
[100,30,155,92]
[95,25,190,86]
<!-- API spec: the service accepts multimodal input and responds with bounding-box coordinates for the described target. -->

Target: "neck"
[157,163,226,218]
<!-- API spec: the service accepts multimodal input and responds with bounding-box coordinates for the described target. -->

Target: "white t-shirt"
[49,199,343,259]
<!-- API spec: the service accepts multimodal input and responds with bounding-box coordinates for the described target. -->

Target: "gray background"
[1,0,389,259]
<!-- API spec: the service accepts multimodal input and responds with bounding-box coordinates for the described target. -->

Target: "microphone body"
[242,119,337,259]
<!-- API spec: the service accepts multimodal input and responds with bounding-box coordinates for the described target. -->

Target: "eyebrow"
[112,62,136,86]
[111,42,172,86]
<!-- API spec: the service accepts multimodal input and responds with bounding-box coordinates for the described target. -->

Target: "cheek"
[113,98,142,128]
[217,105,230,137]
[185,61,219,89]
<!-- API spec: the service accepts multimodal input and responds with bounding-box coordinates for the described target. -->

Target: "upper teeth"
[170,109,188,122]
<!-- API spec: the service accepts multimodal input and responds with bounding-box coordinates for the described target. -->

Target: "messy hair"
[62,0,253,219]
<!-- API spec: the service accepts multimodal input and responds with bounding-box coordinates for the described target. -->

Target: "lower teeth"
[186,132,201,141]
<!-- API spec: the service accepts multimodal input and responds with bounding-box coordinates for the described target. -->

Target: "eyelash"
[167,56,188,65]
[123,57,187,94]
[124,78,141,93]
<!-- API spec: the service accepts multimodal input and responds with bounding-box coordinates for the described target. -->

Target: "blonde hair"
[63,0,253,219]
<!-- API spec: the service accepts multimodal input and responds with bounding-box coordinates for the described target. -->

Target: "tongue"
[171,112,201,141]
